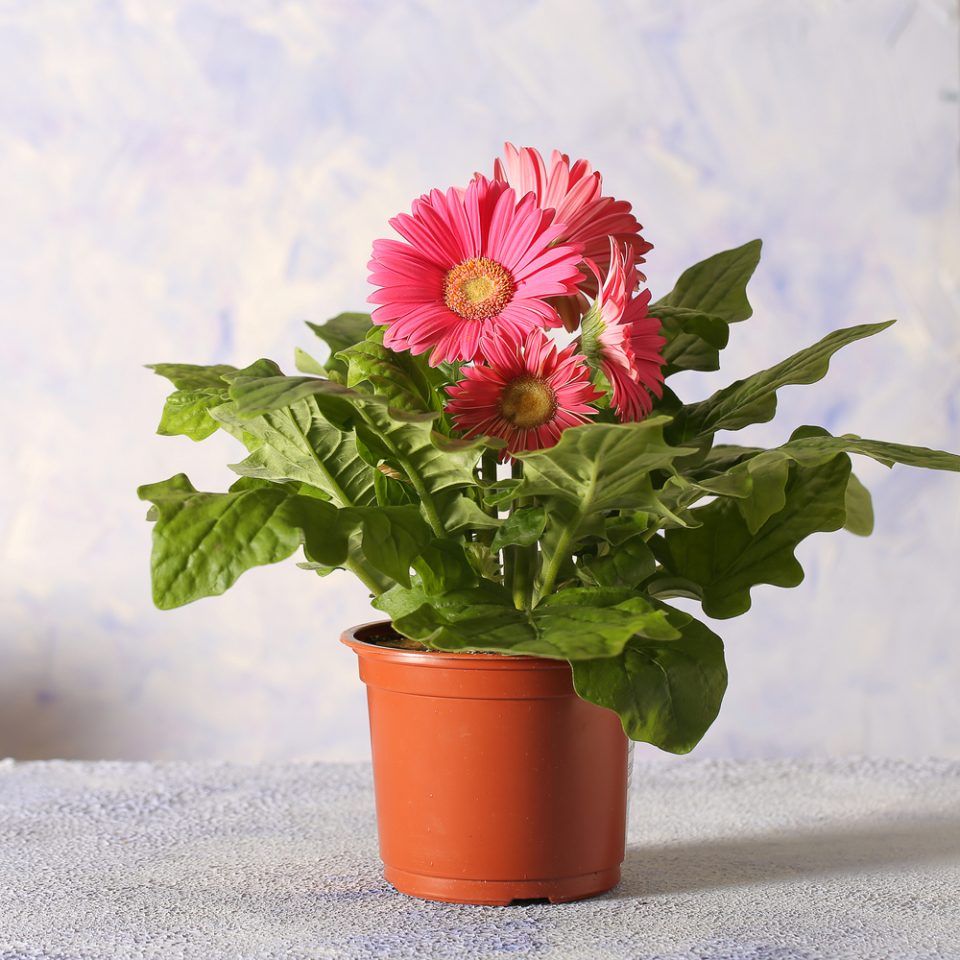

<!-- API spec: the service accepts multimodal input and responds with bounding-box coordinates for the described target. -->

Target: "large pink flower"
[581,239,666,422]
[367,176,584,366]
[445,328,602,457]
[492,143,652,291]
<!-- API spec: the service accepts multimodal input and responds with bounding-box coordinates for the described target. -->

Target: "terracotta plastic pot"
[341,621,631,906]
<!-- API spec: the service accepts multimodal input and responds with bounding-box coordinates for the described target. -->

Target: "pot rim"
[341,620,571,670]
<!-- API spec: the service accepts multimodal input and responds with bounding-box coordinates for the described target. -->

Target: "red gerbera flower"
[445,328,603,457]
[492,143,652,314]
[367,176,584,366]
[581,239,666,422]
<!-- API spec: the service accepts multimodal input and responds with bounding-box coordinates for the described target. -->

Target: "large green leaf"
[777,429,960,473]
[572,607,727,754]
[671,321,895,444]
[212,398,376,507]
[137,474,344,609]
[656,239,762,322]
[223,370,482,534]
[388,587,679,660]
[227,372,367,425]
[373,580,513,623]
[513,420,696,595]
[651,454,852,618]
[341,505,434,587]
[354,405,483,532]
[516,419,696,513]
[674,427,960,533]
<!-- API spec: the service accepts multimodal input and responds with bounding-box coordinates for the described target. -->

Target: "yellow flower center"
[499,376,558,429]
[443,257,515,320]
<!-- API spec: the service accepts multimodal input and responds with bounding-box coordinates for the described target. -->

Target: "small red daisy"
[445,328,603,457]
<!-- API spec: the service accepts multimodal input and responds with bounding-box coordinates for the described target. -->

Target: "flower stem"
[509,461,537,611]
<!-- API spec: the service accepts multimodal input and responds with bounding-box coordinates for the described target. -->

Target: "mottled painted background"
[1,0,958,762]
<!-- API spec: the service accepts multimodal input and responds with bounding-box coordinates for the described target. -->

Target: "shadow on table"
[616,810,960,898]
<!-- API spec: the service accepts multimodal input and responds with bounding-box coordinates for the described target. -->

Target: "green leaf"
[338,326,446,415]
[735,453,791,534]
[672,321,895,444]
[572,607,727,754]
[137,474,342,609]
[306,313,373,376]
[656,239,762,322]
[413,540,479,594]
[373,580,513,623]
[656,306,731,375]
[390,588,679,660]
[514,420,697,595]
[777,429,960,474]
[578,536,656,589]
[490,506,546,551]
[212,398,376,508]
[516,419,697,513]
[651,454,852,618]
[149,363,239,441]
[437,493,502,534]
[844,472,874,537]
[342,505,434,587]
[148,363,239,391]
[155,388,226,441]
[356,404,483,506]
[228,373,367,424]
[293,347,328,376]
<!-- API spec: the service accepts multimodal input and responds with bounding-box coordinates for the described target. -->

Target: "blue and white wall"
[2,0,958,761]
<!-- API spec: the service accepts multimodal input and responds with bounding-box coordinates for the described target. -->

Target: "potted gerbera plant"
[140,144,960,906]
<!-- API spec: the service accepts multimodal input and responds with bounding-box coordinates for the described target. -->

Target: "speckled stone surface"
[1,758,958,959]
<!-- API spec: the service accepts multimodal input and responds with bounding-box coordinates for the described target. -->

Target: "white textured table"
[1,758,958,959]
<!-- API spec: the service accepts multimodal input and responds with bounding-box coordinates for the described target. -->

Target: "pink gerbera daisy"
[367,176,584,366]
[492,143,652,306]
[581,239,666,422]
[446,328,603,457]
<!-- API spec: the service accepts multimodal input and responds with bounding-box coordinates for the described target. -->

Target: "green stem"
[401,461,445,537]
[346,556,390,595]
[536,523,576,603]
[509,462,537,611]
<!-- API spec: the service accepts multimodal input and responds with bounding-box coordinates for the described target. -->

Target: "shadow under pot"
[342,620,631,906]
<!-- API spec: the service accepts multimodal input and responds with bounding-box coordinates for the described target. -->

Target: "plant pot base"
[383,864,621,906]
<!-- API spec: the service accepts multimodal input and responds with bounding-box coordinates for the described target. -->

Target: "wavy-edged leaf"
[388,587,679,660]
[516,419,697,513]
[137,474,343,609]
[671,321,896,444]
[341,505,433,587]
[572,606,727,754]
[651,454,852,618]
[212,399,375,507]
[656,239,762,322]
